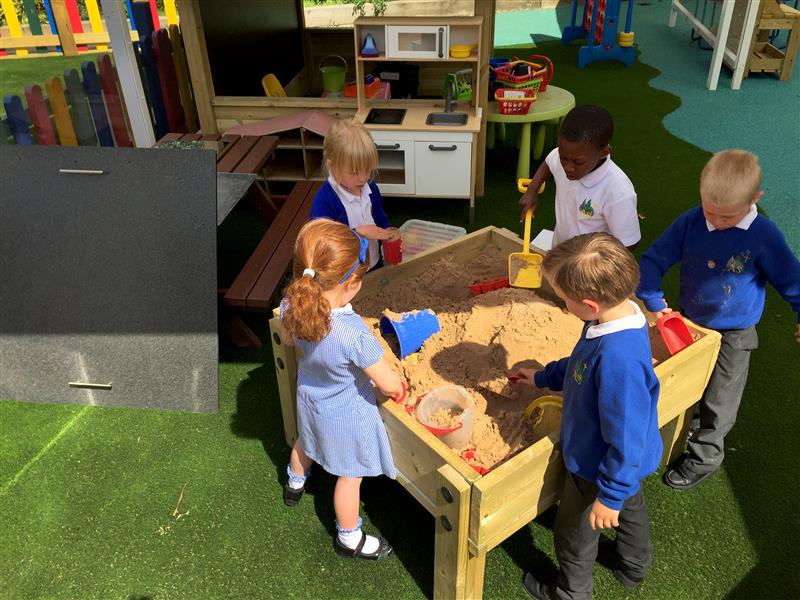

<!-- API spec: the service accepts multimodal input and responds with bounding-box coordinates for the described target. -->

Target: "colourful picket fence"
[1,23,198,147]
[0,0,179,57]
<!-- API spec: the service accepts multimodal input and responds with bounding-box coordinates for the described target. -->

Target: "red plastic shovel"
[656,313,695,355]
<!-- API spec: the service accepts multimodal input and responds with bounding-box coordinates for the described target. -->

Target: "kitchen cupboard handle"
[375,143,400,150]
[428,144,457,152]
[438,27,444,58]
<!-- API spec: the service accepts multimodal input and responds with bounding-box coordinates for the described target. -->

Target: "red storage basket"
[525,55,554,92]
[491,55,554,93]
[495,88,537,115]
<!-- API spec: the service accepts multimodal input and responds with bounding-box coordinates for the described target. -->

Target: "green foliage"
[0,0,166,25]
[352,0,389,18]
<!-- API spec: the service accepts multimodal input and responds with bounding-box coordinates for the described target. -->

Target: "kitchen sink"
[426,112,468,126]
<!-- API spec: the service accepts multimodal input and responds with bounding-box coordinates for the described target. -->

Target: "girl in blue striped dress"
[280,218,407,561]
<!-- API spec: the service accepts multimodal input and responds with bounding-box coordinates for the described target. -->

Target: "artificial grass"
[2,37,800,600]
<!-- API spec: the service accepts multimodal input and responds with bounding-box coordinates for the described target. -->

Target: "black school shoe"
[283,481,306,507]
[596,537,644,589]
[334,532,393,561]
[663,461,719,490]
[522,573,554,600]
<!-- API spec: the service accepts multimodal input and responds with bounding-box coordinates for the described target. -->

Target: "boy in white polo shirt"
[518,104,641,249]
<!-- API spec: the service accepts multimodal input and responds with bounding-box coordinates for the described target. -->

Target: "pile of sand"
[355,245,584,471]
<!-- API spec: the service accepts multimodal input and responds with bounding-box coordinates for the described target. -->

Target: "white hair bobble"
[302,268,316,278]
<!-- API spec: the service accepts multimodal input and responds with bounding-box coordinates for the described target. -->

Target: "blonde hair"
[543,233,639,306]
[700,149,761,207]
[323,118,378,180]
[282,219,369,342]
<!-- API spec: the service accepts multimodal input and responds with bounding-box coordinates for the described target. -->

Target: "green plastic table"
[486,85,576,182]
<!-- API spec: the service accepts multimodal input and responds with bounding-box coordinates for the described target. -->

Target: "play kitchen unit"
[353,17,483,223]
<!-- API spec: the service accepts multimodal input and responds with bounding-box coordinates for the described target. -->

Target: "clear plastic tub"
[398,220,467,260]
[415,385,474,449]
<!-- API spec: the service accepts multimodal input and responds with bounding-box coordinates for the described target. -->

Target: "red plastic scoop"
[656,313,695,355]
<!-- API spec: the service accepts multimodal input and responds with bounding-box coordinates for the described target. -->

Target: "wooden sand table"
[271,226,721,600]
[355,246,583,472]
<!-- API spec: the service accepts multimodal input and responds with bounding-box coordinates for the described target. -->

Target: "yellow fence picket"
[164,0,179,26]
[45,76,78,146]
[85,0,108,51]
[1,0,29,56]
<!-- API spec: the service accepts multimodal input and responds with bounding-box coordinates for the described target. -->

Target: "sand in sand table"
[355,245,585,471]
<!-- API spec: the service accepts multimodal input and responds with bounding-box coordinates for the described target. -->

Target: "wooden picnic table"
[158,132,280,222]
[157,132,316,348]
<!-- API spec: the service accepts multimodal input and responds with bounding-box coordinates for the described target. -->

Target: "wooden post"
[51,0,78,56]
[473,0,496,198]
[434,465,472,600]
[175,0,218,135]
[269,318,300,447]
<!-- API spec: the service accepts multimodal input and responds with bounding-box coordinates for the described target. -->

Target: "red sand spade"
[656,312,696,355]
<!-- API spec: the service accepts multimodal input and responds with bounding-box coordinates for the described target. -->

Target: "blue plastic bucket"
[489,57,510,81]
[380,310,441,359]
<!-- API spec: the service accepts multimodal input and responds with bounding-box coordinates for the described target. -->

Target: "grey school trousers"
[684,326,758,475]
[550,473,653,600]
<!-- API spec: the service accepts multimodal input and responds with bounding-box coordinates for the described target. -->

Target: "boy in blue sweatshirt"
[511,233,662,600]
[637,150,800,490]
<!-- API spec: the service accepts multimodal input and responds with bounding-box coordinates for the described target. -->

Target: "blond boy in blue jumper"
[637,150,800,490]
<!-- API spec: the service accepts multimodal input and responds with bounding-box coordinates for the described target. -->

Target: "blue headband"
[338,231,369,284]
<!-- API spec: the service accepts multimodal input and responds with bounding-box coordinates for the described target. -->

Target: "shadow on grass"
[501,506,559,582]
[227,341,434,597]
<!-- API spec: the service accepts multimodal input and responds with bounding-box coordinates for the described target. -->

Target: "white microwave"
[385,25,448,60]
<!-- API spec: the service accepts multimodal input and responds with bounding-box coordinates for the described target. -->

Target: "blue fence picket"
[42,0,63,53]
[81,61,114,147]
[3,96,34,145]
[124,0,138,31]
[138,33,169,138]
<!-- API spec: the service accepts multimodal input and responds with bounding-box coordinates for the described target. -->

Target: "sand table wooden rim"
[355,246,586,472]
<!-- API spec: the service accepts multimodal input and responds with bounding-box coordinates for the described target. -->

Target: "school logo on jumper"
[572,361,589,385]
[707,260,716,269]
[724,250,751,274]
[578,199,594,217]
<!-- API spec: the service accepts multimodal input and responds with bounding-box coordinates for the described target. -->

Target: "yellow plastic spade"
[524,395,563,430]
[509,207,542,288]
[510,179,546,288]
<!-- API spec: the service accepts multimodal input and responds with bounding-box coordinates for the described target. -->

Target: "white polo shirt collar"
[705,204,758,231]
[577,157,612,189]
[585,301,647,339]
[328,175,380,269]
[328,175,371,205]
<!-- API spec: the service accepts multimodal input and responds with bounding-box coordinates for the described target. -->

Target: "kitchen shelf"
[357,54,479,62]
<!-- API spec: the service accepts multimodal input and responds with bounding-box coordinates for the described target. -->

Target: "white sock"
[338,528,380,554]
[286,464,307,489]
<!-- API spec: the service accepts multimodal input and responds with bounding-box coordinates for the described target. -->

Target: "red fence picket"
[25,85,58,145]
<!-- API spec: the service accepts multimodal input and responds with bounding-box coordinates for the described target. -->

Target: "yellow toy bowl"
[449,44,475,59]
[524,395,563,430]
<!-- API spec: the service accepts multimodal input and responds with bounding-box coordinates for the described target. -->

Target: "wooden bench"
[221,181,320,346]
